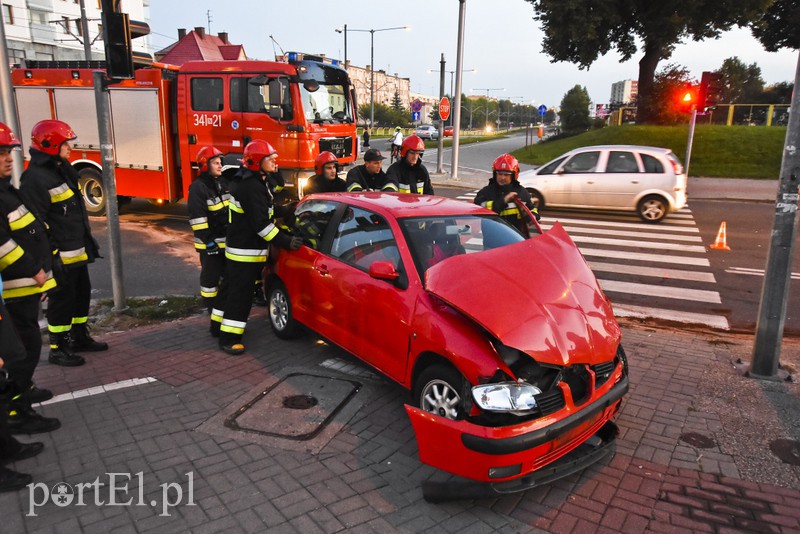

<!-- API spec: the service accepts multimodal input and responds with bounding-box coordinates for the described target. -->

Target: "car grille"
[535,388,565,416]
[319,137,353,158]
[592,361,616,387]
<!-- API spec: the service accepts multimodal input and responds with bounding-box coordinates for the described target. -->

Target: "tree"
[391,90,403,111]
[761,81,793,104]
[647,64,695,125]
[752,0,800,51]
[525,0,771,124]
[718,57,765,103]
[559,85,591,133]
[359,102,410,128]
[544,108,557,125]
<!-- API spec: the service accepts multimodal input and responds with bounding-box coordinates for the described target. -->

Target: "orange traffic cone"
[710,221,731,251]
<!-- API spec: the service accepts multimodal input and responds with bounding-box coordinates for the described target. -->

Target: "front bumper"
[405,375,628,488]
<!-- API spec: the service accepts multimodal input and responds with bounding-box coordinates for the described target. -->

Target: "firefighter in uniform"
[218,140,301,355]
[474,154,539,238]
[18,120,107,367]
[386,135,434,195]
[304,151,346,195]
[0,122,61,434]
[345,149,397,192]
[188,146,229,336]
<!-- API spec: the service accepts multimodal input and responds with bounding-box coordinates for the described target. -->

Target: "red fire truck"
[12,53,358,214]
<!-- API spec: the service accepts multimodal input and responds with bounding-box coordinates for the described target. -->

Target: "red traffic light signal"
[700,71,723,111]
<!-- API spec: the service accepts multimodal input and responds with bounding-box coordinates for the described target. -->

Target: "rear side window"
[293,200,338,251]
[606,151,640,173]
[563,151,600,173]
[191,78,223,111]
[641,153,665,173]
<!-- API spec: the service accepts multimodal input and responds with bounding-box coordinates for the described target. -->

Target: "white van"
[518,145,687,222]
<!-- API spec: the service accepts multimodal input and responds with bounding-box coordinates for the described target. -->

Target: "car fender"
[632,188,676,210]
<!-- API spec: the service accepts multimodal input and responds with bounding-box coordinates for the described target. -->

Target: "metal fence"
[609,104,790,127]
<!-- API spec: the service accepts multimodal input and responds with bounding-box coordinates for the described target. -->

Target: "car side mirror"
[369,261,399,281]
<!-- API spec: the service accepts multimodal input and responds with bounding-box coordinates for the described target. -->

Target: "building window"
[62,16,70,33]
[8,48,25,64]
[31,10,47,25]
[76,22,82,37]
[2,4,14,25]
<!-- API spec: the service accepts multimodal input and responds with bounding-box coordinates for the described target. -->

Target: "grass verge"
[89,296,206,334]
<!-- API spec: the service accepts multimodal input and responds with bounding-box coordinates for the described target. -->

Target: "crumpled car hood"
[425,223,620,366]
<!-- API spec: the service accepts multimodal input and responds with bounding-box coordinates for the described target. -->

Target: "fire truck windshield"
[300,83,353,124]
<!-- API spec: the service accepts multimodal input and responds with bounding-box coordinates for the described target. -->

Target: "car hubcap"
[83,178,103,208]
[641,200,665,220]
[270,291,288,330]
[421,380,461,420]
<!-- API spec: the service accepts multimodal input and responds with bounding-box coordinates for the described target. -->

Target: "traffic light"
[700,71,723,111]
[100,0,134,79]
[677,86,697,113]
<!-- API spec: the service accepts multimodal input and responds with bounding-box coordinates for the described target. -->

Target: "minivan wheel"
[637,195,668,223]
[415,365,466,420]
[527,189,544,210]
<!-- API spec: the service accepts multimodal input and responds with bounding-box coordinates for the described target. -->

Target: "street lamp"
[473,88,504,130]
[341,25,409,128]
[334,24,348,65]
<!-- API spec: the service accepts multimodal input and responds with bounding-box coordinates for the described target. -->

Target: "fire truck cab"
[12,53,357,214]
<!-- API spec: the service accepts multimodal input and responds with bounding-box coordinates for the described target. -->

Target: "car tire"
[268,280,301,339]
[527,189,544,210]
[637,194,668,223]
[415,364,467,421]
[78,167,106,216]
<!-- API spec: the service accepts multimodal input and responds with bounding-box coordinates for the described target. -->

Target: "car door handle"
[315,264,330,276]
[586,181,595,184]
[630,180,640,184]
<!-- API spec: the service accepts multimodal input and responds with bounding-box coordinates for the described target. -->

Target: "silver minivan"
[518,145,687,222]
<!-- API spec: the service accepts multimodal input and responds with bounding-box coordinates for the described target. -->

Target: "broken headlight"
[471,381,542,416]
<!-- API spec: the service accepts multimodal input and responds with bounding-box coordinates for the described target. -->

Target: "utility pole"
[750,51,800,378]
[436,53,445,174]
[450,0,466,181]
[79,0,92,60]
[0,8,23,185]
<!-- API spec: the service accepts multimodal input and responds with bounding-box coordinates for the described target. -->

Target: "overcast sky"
[148,0,798,110]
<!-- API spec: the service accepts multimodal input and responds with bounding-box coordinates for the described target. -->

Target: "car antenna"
[269,35,286,57]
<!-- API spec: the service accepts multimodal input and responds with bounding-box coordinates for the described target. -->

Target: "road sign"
[411,99,423,112]
[538,104,547,116]
[439,97,451,122]
[412,111,421,121]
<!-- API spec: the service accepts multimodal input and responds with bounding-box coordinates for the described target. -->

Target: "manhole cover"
[225,373,360,441]
[283,394,318,410]
[679,432,716,449]
[769,439,800,466]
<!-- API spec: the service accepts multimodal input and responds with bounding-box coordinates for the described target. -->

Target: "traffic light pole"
[684,106,697,177]
[436,53,445,175]
[750,51,800,378]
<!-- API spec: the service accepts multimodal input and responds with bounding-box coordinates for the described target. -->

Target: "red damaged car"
[265,193,628,499]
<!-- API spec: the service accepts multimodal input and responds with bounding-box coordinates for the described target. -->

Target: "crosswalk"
[455,190,729,330]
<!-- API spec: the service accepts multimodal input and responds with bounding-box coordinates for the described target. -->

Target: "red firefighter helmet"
[30,119,77,156]
[0,122,21,149]
[314,151,339,175]
[196,146,224,172]
[242,139,277,171]
[492,153,520,180]
[400,134,425,157]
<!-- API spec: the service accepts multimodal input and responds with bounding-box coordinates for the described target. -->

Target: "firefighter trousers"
[46,264,91,336]
[218,259,263,345]
[3,295,41,389]
[199,251,228,333]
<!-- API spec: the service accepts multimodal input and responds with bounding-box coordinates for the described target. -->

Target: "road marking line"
[599,279,721,303]
[725,266,800,280]
[541,224,703,243]
[612,303,730,330]
[541,216,700,233]
[580,247,710,266]
[570,235,708,253]
[37,377,157,406]
[588,261,717,283]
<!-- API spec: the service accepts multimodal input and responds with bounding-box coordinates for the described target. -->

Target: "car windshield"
[399,215,526,280]
[299,83,353,124]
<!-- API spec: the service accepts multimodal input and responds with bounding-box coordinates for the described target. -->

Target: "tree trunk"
[636,41,664,124]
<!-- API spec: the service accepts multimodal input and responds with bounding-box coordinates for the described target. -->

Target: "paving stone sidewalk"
[2,311,799,533]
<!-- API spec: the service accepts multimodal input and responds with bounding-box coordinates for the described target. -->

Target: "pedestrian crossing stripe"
[726,266,800,280]
[599,279,721,304]
[612,303,730,330]
[588,261,717,283]
[543,216,700,233]
[541,224,704,243]
[568,235,707,253]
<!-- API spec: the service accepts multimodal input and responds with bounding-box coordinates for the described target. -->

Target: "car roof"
[565,145,673,155]
[303,192,492,219]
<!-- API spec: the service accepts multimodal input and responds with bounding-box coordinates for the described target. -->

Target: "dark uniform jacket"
[0,179,56,300]
[474,179,538,237]
[19,149,99,268]
[345,165,398,192]
[386,159,434,195]
[225,167,293,263]
[188,172,229,251]
[304,174,346,195]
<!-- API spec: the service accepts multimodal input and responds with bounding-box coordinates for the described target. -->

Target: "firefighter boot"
[48,332,86,367]
[219,334,245,356]
[69,324,109,352]
[8,403,61,435]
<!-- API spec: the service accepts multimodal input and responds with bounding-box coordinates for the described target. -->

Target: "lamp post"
[343,25,409,128]
[473,88,504,130]
[334,24,348,65]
